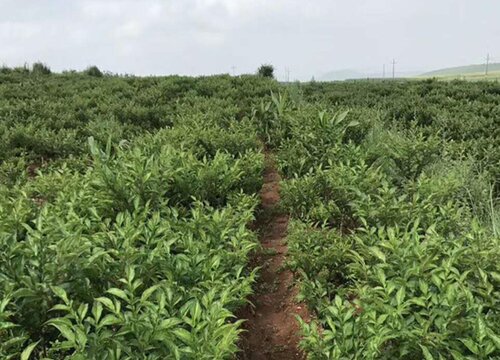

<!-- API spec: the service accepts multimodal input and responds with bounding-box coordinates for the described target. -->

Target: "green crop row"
[1,71,500,359]
[0,73,278,185]
[260,90,500,359]
[0,73,274,359]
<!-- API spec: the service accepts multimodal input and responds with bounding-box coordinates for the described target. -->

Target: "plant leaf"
[21,340,40,360]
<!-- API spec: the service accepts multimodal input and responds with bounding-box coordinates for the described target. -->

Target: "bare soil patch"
[238,152,311,360]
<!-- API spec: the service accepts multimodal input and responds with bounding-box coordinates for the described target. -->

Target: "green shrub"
[32,62,51,75]
[84,65,103,77]
[257,64,274,78]
[0,65,12,74]
[296,225,500,359]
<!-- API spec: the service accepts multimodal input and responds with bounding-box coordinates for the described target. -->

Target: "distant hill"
[319,68,421,81]
[421,63,500,77]
[319,69,368,81]
[318,63,500,82]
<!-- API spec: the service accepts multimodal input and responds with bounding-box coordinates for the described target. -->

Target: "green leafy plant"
[257,64,275,79]
[31,62,51,75]
[1,69,499,359]
[84,65,103,77]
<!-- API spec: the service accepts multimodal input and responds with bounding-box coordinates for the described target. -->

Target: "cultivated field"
[0,70,499,359]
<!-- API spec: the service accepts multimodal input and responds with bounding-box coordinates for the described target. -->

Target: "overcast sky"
[1,0,499,80]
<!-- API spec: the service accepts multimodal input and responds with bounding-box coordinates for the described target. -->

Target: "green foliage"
[31,62,51,75]
[1,70,499,359]
[295,224,500,359]
[257,64,275,79]
[84,65,103,77]
[0,131,263,358]
[254,83,500,359]
[0,73,277,185]
[0,65,12,74]
[0,73,273,359]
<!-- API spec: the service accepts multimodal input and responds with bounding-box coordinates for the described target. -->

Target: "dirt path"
[238,152,310,360]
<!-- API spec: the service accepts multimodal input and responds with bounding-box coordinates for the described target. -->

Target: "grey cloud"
[0,0,499,79]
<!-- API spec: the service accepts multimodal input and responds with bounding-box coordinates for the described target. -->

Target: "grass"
[417,70,500,81]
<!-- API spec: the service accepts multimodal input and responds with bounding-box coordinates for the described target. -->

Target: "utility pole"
[383,64,386,78]
[231,66,236,76]
[392,59,396,80]
[285,67,290,82]
[485,53,490,75]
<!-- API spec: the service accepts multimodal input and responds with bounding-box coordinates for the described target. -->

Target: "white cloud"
[80,0,145,19]
[114,21,144,39]
[0,0,499,79]
[0,21,40,40]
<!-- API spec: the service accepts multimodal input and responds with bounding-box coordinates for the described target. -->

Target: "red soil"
[238,153,311,360]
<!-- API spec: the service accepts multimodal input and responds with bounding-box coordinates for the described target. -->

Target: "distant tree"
[257,64,274,78]
[32,62,51,75]
[84,65,103,77]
